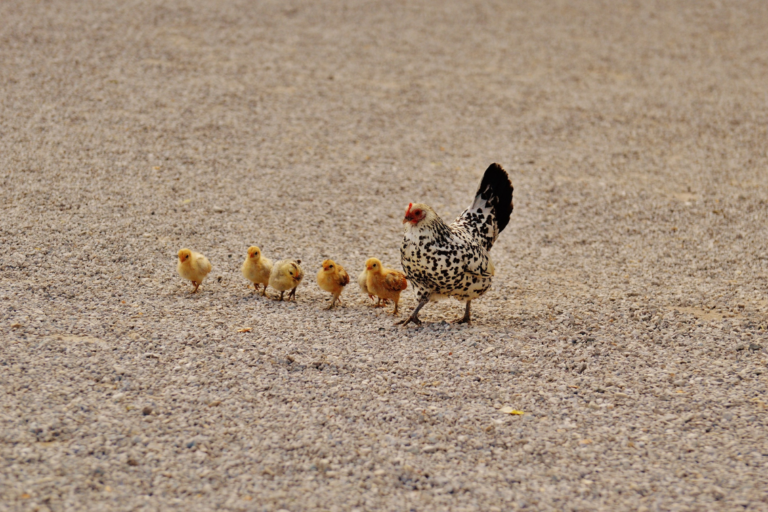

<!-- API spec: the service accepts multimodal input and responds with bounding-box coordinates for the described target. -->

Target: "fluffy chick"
[365,258,408,315]
[358,268,375,304]
[317,259,350,309]
[242,246,273,296]
[177,248,212,293]
[269,259,304,301]
[358,267,389,306]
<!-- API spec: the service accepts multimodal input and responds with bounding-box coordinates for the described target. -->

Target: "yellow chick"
[269,259,304,301]
[317,259,350,309]
[242,246,273,296]
[177,248,212,293]
[358,267,388,306]
[365,258,408,315]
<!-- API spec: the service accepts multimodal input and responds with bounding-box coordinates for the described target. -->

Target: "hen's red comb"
[406,202,413,216]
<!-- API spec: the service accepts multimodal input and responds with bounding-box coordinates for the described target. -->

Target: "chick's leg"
[452,301,472,324]
[261,285,267,297]
[192,281,200,294]
[326,296,337,310]
[396,297,429,326]
[278,291,284,301]
[287,287,297,301]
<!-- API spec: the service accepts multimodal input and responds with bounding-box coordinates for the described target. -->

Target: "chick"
[317,259,350,309]
[358,266,388,306]
[242,246,273,296]
[269,259,304,301]
[365,258,408,315]
[177,248,212,293]
[358,268,375,303]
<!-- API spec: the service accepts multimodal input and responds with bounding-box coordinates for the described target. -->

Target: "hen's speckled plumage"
[399,163,513,324]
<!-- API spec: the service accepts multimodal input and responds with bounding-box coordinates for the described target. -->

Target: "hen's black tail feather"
[475,163,514,234]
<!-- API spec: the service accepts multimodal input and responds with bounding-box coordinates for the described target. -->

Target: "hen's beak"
[402,215,410,224]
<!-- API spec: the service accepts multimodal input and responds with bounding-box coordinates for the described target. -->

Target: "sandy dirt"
[1,0,768,510]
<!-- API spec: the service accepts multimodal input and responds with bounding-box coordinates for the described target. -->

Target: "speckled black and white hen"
[397,163,513,326]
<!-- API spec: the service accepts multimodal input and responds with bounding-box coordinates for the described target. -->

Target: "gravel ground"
[2,0,768,510]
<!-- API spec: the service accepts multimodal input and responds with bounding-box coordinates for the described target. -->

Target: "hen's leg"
[396,297,428,326]
[452,301,471,324]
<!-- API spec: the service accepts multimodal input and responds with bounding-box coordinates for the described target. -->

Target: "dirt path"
[1,1,767,510]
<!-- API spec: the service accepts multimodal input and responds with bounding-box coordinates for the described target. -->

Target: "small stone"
[127,458,139,466]
[142,406,152,416]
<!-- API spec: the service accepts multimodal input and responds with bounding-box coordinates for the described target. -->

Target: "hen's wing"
[445,229,494,277]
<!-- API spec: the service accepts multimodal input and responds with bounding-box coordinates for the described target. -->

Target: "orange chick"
[317,259,350,309]
[177,248,212,293]
[365,258,408,315]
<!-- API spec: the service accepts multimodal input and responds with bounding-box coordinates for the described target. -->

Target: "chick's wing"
[337,267,350,286]
[384,271,407,292]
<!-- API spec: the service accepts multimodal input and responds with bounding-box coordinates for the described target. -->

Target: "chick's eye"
[329,265,333,269]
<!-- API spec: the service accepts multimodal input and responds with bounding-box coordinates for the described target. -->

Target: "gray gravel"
[2,0,768,510]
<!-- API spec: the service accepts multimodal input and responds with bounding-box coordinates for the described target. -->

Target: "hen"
[398,163,513,325]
